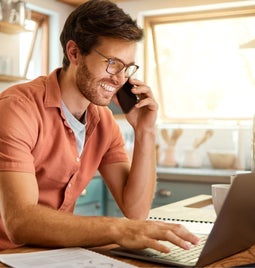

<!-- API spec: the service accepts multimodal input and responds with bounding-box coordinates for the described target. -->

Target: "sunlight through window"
[145,7,255,122]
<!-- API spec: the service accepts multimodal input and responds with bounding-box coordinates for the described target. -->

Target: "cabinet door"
[105,179,212,214]
[153,180,211,208]
[74,201,103,216]
[105,189,123,217]
[106,200,123,217]
[74,177,104,216]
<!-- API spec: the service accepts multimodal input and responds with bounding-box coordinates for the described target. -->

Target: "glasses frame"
[94,49,139,78]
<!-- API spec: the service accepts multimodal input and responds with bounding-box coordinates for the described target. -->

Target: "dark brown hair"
[60,0,143,70]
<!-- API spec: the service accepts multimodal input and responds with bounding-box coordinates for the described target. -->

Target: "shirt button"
[76,157,80,162]
[81,189,87,195]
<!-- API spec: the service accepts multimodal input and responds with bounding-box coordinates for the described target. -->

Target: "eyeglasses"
[94,49,139,78]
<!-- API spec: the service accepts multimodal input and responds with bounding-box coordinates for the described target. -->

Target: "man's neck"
[58,68,90,120]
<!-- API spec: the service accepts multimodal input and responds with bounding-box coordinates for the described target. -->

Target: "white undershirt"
[61,101,86,156]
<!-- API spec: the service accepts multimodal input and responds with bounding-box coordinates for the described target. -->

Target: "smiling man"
[0,0,199,252]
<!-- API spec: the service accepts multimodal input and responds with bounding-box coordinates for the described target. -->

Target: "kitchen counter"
[87,167,249,216]
[153,167,250,208]
[156,166,249,183]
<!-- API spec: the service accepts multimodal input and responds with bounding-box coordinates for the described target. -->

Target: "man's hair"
[60,0,143,70]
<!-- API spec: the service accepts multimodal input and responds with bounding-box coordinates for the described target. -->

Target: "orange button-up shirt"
[0,68,128,248]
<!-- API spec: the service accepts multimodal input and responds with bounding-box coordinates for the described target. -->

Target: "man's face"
[75,37,137,106]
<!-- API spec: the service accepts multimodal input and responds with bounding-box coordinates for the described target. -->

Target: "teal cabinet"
[74,176,105,216]
[152,180,211,208]
[105,189,124,217]
[74,173,213,216]
[105,180,211,216]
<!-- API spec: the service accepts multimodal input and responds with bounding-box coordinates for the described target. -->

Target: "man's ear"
[66,40,80,65]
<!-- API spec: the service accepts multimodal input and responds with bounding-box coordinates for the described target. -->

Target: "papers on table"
[0,247,137,268]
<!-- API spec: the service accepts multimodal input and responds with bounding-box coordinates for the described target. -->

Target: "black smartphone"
[116,81,139,113]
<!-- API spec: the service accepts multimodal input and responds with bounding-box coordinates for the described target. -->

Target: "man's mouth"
[100,82,116,93]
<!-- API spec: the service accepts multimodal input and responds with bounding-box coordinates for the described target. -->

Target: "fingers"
[129,78,158,111]
[165,224,200,249]
[149,221,200,251]
[116,219,200,254]
[141,238,171,253]
[129,78,153,96]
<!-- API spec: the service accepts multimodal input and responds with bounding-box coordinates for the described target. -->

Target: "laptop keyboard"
[143,234,208,264]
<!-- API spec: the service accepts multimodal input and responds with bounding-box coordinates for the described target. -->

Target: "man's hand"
[112,218,200,253]
[123,78,158,133]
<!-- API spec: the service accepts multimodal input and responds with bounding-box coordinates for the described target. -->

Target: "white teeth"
[101,82,115,92]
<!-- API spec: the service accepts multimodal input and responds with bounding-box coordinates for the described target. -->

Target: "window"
[0,10,48,81]
[20,11,49,79]
[144,5,255,123]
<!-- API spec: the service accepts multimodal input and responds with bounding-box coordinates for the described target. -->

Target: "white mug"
[211,184,230,215]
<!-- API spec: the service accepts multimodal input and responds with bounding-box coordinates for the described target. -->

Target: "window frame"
[23,10,49,78]
[144,5,255,123]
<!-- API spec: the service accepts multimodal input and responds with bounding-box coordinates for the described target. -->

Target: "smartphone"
[116,81,139,113]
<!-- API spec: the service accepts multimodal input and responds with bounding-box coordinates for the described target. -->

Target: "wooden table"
[0,195,255,267]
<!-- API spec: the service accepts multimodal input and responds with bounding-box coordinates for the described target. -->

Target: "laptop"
[110,173,255,267]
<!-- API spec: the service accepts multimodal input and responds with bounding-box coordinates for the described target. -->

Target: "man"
[0,0,199,252]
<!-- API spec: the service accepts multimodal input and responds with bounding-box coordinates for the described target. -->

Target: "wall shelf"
[0,21,29,82]
[0,74,26,82]
[0,20,26,34]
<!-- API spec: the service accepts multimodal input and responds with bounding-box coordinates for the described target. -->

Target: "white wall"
[118,0,251,13]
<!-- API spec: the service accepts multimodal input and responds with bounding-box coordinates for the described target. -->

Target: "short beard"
[76,59,112,106]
